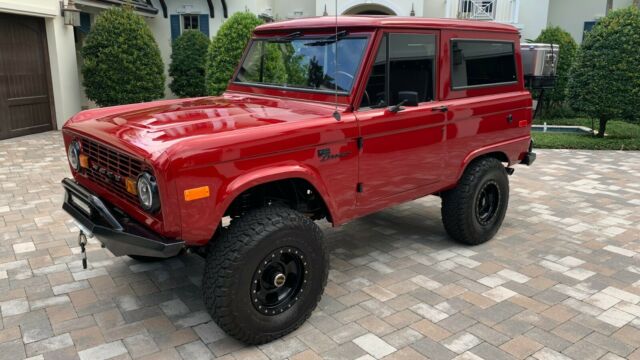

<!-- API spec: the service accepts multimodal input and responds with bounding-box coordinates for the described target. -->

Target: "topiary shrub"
[81,7,165,107]
[205,12,263,95]
[169,30,210,97]
[534,26,578,108]
[568,7,640,137]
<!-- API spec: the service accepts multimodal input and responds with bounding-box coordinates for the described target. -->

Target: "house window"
[583,21,597,43]
[182,14,199,31]
[451,40,517,89]
[360,33,436,108]
[171,14,209,41]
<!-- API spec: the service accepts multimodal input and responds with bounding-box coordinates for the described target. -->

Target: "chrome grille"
[80,137,143,204]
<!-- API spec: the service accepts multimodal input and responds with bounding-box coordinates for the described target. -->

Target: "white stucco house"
[0,0,634,139]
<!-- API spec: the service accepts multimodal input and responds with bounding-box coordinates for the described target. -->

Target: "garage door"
[0,13,54,140]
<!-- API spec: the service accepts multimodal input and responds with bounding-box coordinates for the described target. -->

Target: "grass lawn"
[532,118,640,150]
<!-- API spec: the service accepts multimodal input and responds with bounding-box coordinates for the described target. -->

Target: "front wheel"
[202,206,328,345]
[441,157,509,245]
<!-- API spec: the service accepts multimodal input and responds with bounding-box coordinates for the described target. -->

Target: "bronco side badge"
[318,148,351,162]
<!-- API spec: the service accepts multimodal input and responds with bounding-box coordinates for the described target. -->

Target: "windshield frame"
[231,33,371,97]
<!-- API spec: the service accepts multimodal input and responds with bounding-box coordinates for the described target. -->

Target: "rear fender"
[456,135,531,182]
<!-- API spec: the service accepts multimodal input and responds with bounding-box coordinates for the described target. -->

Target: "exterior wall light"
[61,0,81,27]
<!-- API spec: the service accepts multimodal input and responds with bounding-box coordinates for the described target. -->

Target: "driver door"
[355,31,447,209]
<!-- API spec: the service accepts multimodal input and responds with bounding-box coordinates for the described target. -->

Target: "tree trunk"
[606,0,613,14]
[597,118,608,138]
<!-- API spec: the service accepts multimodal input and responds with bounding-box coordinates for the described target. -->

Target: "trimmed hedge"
[534,26,577,106]
[205,12,263,95]
[81,7,165,107]
[169,30,210,97]
[568,7,640,137]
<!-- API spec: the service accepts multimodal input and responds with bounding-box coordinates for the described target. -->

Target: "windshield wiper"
[304,30,349,47]
[267,31,303,43]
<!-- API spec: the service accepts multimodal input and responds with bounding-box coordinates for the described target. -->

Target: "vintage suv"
[62,16,535,344]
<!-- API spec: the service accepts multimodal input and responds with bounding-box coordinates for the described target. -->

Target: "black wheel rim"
[251,246,307,316]
[475,181,500,225]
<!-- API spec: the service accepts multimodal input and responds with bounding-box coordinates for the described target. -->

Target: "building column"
[45,15,82,129]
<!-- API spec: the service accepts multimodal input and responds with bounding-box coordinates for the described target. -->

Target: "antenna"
[332,0,341,121]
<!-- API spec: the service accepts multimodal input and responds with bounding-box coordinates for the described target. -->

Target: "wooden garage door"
[0,13,54,140]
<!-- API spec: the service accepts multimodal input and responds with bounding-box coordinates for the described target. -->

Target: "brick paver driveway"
[1,132,639,360]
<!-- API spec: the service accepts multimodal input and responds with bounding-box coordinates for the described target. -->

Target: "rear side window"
[451,40,517,89]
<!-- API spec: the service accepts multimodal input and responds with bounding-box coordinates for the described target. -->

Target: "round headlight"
[137,172,160,213]
[68,140,80,171]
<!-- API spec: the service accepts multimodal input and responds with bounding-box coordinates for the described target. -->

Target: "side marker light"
[184,186,210,201]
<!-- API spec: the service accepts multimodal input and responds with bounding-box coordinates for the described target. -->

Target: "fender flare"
[455,136,528,182]
[212,164,338,227]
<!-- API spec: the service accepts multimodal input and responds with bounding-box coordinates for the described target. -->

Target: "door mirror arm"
[388,99,408,113]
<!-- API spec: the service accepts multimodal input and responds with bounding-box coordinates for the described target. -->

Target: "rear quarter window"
[451,40,517,89]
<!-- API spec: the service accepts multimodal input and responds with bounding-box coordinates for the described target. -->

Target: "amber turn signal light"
[79,154,89,169]
[184,186,210,201]
[125,177,138,195]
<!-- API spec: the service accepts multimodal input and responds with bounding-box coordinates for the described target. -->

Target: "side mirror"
[397,91,419,107]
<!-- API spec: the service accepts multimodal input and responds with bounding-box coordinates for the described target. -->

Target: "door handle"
[507,114,513,124]
[432,106,448,112]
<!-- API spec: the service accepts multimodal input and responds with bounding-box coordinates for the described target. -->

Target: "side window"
[388,33,436,106]
[360,33,436,109]
[451,40,517,89]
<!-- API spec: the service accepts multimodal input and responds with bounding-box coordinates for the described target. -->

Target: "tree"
[205,12,263,95]
[534,27,578,108]
[568,7,640,137]
[169,30,210,98]
[81,7,165,107]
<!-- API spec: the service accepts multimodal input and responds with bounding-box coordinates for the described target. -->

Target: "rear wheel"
[441,157,509,245]
[202,206,328,345]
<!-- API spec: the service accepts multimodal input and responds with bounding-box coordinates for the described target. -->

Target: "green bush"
[169,30,210,97]
[81,7,165,107]
[205,12,263,95]
[567,7,640,137]
[534,26,578,107]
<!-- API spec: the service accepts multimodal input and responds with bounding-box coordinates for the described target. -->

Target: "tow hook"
[78,231,88,269]
[505,167,515,175]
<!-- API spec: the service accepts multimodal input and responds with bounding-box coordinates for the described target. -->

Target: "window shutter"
[199,14,209,37]
[170,15,180,42]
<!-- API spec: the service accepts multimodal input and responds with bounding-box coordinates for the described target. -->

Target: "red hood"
[64,93,338,160]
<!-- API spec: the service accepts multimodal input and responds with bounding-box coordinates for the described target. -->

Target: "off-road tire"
[441,157,509,245]
[202,206,328,345]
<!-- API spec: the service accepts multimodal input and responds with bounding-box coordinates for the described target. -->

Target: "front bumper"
[62,178,184,258]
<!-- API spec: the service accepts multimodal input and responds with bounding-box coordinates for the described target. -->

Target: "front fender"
[216,164,337,225]
[175,162,337,246]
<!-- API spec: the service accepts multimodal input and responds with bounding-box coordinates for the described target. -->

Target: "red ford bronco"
[62,16,535,344]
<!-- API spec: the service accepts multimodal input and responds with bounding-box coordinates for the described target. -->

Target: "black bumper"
[520,140,536,166]
[521,152,536,166]
[62,178,184,258]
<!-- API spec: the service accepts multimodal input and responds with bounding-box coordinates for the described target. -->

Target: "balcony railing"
[450,0,518,23]
[458,0,496,20]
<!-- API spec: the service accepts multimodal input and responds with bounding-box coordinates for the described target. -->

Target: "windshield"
[235,36,368,93]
